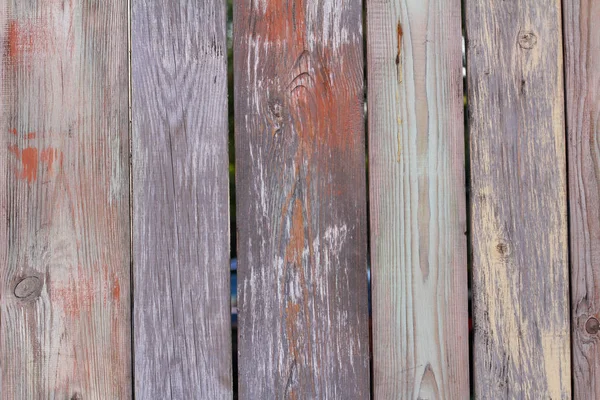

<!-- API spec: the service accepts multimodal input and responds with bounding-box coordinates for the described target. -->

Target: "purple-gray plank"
[466,0,571,397]
[132,1,232,398]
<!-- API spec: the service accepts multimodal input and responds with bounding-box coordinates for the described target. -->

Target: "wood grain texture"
[367,0,469,398]
[0,0,130,398]
[563,0,600,397]
[131,0,232,398]
[466,0,571,397]
[234,1,370,398]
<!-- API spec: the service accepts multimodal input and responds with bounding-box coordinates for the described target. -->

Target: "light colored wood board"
[563,0,600,397]
[367,0,469,397]
[131,0,232,398]
[465,0,571,397]
[234,1,371,398]
[0,1,131,399]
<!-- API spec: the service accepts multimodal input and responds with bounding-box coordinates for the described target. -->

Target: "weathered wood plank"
[564,0,600,397]
[234,1,370,398]
[0,1,130,398]
[131,0,232,398]
[465,0,571,397]
[367,0,469,397]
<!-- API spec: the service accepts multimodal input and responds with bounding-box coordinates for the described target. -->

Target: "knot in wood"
[585,317,600,335]
[518,31,537,49]
[14,276,42,300]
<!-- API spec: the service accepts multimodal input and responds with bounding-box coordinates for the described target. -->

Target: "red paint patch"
[40,147,57,173]
[20,147,39,183]
[9,144,63,182]
[8,129,36,139]
[6,20,48,63]
[52,265,123,318]
[112,277,121,301]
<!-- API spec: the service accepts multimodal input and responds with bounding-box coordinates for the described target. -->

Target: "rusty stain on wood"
[396,22,403,83]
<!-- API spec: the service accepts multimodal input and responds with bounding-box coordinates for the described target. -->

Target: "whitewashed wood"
[367,0,469,397]
[131,0,232,398]
[0,1,131,398]
[563,0,600,398]
[466,0,571,397]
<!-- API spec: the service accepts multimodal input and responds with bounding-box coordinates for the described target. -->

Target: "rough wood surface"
[564,0,600,397]
[466,0,571,397]
[131,0,232,398]
[0,1,130,398]
[367,0,469,398]
[234,1,371,398]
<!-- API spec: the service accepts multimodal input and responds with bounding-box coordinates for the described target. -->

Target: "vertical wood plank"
[0,1,130,398]
[234,1,371,398]
[367,0,469,397]
[466,0,571,397]
[131,0,232,398]
[564,0,600,397]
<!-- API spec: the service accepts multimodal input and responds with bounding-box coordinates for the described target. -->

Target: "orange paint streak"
[9,145,63,182]
[6,19,49,63]
[52,273,94,318]
[40,147,56,173]
[7,21,20,60]
[112,276,121,301]
[20,147,39,183]
[8,129,36,139]
[8,144,20,156]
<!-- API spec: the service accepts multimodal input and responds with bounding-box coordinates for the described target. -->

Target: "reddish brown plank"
[564,0,600,397]
[234,1,371,398]
[0,1,130,398]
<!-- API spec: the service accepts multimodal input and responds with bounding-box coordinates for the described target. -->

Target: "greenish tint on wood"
[466,0,571,397]
[367,0,470,398]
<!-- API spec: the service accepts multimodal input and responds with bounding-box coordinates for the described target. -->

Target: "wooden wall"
[1,0,599,398]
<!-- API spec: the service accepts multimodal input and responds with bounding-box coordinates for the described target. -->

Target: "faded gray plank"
[234,1,371,398]
[0,1,131,398]
[563,0,600,398]
[131,0,232,398]
[367,0,469,397]
[466,0,571,397]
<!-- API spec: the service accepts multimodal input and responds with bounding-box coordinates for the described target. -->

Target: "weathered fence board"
[0,1,130,398]
[564,0,600,397]
[131,0,232,398]
[367,0,469,397]
[234,1,371,398]
[466,0,571,397]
